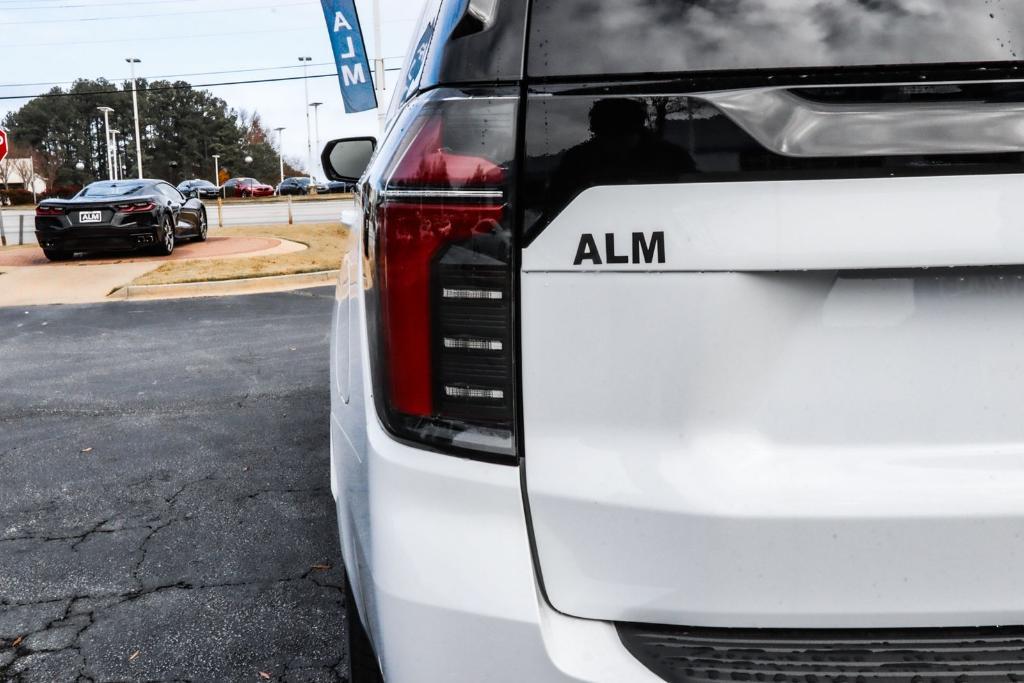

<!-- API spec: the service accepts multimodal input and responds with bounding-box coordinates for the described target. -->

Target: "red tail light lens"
[35,206,64,217]
[367,91,518,460]
[116,202,156,213]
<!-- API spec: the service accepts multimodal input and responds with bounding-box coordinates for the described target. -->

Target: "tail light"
[366,90,518,460]
[116,202,156,213]
[35,206,64,217]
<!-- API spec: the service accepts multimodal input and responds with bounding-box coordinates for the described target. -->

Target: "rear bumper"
[36,226,159,252]
[330,415,662,683]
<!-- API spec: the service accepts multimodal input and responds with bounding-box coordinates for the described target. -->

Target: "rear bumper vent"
[617,623,1024,683]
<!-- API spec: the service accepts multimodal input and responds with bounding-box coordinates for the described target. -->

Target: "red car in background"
[221,177,274,198]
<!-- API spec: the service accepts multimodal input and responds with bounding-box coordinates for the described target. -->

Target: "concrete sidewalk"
[0,262,160,306]
[0,237,309,307]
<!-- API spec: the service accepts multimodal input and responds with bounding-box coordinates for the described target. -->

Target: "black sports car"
[177,179,221,199]
[35,180,208,261]
[324,180,356,194]
[276,177,315,196]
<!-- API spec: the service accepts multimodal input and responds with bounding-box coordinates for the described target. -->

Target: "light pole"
[309,102,323,161]
[309,103,323,192]
[212,153,224,227]
[126,57,144,179]
[298,56,313,183]
[97,106,114,181]
[273,127,286,185]
[110,130,121,180]
[28,156,36,204]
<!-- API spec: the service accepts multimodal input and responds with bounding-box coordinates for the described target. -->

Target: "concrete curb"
[111,269,340,301]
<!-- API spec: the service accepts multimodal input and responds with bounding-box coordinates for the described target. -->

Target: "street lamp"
[298,56,313,183]
[126,57,144,179]
[97,106,114,181]
[273,127,286,185]
[75,161,86,171]
[245,155,254,165]
[110,130,121,180]
[309,101,323,165]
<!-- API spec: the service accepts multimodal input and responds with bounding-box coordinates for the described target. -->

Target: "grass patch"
[131,222,349,286]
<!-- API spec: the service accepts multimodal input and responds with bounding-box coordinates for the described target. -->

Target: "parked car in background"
[177,179,220,199]
[323,180,355,194]
[35,179,207,261]
[221,177,274,198]
[276,177,317,196]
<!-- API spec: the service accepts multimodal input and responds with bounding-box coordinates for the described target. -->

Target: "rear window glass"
[78,182,146,198]
[529,0,1024,77]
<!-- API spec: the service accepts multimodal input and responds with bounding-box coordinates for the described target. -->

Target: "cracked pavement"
[0,288,349,682]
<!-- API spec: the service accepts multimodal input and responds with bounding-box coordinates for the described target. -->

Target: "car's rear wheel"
[344,571,384,682]
[154,216,175,256]
[43,249,71,262]
[194,210,208,242]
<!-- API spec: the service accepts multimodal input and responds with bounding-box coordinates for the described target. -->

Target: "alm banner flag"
[320,0,378,113]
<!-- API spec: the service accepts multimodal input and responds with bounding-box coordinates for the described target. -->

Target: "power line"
[0,62,335,89]
[2,0,314,25]
[0,70,403,102]
[0,25,311,49]
[0,0,219,9]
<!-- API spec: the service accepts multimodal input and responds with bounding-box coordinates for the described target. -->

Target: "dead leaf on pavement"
[129,650,141,661]
[259,672,272,680]
[311,564,331,572]
[80,447,93,454]
[11,636,23,648]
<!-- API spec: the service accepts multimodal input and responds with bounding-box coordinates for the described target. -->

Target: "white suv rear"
[324,1,1024,680]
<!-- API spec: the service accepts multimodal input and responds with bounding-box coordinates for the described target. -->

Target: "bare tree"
[13,156,37,200]
[0,158,13,191]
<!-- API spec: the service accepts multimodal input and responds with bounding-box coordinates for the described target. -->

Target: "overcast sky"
[0,0,428,176]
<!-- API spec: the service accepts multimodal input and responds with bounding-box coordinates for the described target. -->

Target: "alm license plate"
[79,211,102,223]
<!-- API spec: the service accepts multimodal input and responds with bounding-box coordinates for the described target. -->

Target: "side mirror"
[321,137,376,183]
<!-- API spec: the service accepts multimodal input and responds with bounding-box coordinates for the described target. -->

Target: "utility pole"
[110,130,121,181]
[97,106,114,181]
[273,127,286,184]
[298,56,313,183]
[126,57,144,179]
[212,154,220,187]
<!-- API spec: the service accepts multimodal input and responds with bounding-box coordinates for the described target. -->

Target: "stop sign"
[0,128,7,163]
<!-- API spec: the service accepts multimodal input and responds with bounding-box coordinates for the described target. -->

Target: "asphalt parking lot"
[0,287,349,682]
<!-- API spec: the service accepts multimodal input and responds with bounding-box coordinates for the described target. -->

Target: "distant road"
[0,198,353,246]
